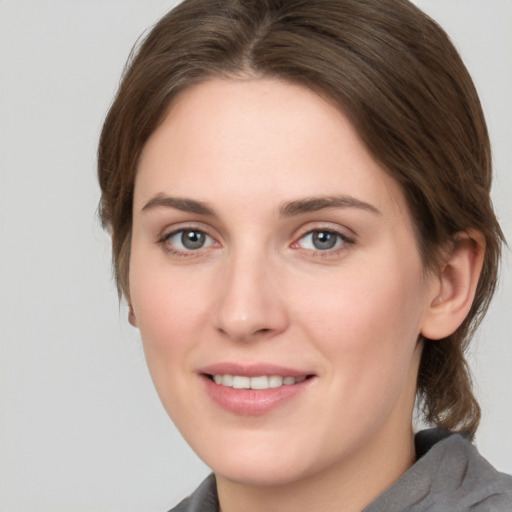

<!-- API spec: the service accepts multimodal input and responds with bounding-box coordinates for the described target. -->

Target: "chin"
[212,458,312,488]
[187,428,334,488]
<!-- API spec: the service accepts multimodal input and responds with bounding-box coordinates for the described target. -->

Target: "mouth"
[205,373,313,390]
[200,365,316,415]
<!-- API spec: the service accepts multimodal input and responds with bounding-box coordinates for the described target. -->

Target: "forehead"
[135,77,408,220]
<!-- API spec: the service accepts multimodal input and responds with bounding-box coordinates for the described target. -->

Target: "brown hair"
[98,0,504,437]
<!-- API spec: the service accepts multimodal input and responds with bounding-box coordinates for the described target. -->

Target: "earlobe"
[128,304,138,327]
[421,230,485,340]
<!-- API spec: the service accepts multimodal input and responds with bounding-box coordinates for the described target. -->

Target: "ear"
[128,304,138,327]
[421,230,485,340]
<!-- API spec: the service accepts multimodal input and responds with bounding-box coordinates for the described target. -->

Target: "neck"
[216,427,416,512]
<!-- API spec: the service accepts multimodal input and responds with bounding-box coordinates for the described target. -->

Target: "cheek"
[295,257,427,385]
[129,259,213,366]
[301,263,424,338]
[128,262,215,423]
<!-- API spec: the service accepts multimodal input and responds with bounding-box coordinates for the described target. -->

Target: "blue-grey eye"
[167,229,214,251]
[299,230,344,251]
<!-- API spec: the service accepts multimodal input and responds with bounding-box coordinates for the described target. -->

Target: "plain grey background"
[0,1,510,510]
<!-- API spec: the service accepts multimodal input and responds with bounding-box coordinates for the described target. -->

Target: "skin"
[128,77,481,512]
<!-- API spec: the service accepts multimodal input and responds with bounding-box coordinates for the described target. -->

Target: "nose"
[214,249,289,342]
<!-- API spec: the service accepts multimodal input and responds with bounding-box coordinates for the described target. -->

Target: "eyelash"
[157,226,217,257]
[157,226,355,258]
[292,228,355,257]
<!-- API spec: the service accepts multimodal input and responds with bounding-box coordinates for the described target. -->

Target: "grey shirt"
[169,430,512,511]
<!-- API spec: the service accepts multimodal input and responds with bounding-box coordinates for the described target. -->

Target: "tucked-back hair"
[98,0,504,437]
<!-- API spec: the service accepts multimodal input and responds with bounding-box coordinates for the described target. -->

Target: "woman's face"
[130,78,437,486]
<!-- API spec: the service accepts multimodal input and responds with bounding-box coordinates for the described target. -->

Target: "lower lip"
[202,375,313,415]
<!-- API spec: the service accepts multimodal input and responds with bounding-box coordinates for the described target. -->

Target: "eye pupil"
[313,231,337,250]
[181,230,205,250]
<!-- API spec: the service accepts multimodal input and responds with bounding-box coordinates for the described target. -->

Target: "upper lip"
[199,362,313,378]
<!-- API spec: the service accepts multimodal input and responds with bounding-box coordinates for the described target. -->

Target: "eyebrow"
[279,196,381,217]
[141,193,381,217]
[141,194,215,215]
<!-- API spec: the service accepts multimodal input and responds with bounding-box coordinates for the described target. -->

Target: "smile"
[201,365,316,415]
[211,374,307,389]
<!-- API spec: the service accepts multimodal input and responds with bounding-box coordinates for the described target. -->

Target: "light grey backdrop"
[0,1,510,510]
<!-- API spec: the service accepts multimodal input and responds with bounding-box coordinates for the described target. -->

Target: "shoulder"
[365,429,512,512]
[443,434,512,511]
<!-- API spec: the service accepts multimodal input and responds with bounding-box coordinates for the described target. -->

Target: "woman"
[98,0,512,510]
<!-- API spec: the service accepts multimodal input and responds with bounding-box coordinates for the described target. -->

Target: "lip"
[199,362,316,416]
[199,362,311,378]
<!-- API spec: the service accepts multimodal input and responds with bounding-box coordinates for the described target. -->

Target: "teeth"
[250,375,269,389]
[221,374,233,386]
[212,374,306,389]
[232,376,250,389]
[268,376,283,388]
